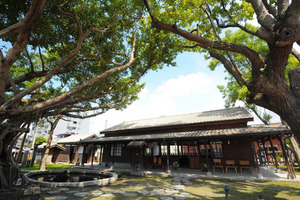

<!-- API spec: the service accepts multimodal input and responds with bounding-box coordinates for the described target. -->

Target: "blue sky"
[89,51,281,133]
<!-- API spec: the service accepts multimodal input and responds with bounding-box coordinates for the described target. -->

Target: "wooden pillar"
[74,144,80,165]
[205,141,210,172]
[278,135,294,179]
[177,141,180,159]
[180,142,183,157]
[69,144,73,164]
[268,136,279,170]
[251,139,261,175]
[167,142,170,171]
[282,136,296,178]
[140,147,144,170]
[112,144,116,167]
[99,145,103,164]
[91,144,95,168]
[256,140,263,165]
[81,145,86,167]
[159,142,161,156]
[197,140,201,169]
[262,139,269,166]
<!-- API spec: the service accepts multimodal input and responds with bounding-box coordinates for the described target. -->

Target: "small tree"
[34,136,47,147]
[39,115,62,171]
[29,135,47,167]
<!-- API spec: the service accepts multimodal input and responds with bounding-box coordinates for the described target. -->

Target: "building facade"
[81,107,294,176]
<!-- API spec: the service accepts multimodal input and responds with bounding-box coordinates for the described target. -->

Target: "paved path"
[86,163,300,182]
[39,175,192,200]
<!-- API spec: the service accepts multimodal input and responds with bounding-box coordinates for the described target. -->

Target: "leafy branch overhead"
[143,0,300,140]
[0,0,178,121]
[0,0,179,189]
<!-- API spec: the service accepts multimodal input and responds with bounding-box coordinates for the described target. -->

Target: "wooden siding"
[57,146,71,163]
[222,138,255,166]
[101,138,256,169]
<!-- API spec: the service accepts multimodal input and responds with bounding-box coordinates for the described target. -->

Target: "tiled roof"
[57,133,97,144]
[83,126,290,143]
[102,107,253,133]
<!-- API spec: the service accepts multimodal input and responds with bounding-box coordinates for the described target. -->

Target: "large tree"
[144,0,300,140]
[0,0,176,188]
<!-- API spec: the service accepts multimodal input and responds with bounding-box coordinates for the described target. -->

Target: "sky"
[89,51,282,134]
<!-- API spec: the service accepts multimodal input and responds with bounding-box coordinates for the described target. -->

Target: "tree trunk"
[16,132,27,164]
[288,136,300,167]
[39,115,62,171]
[30,146,38,167]
[0,120,27,189]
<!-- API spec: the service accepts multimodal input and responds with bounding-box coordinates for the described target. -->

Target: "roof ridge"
[120,107,244,123]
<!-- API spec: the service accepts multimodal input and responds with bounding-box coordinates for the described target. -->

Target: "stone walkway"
[37,175,196,200]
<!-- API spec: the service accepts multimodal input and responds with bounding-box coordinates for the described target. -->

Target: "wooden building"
[35,143,66,164]
[81,107,294,177]
[57,133,98,165]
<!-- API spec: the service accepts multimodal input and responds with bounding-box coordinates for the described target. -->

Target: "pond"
[25,169,118,187]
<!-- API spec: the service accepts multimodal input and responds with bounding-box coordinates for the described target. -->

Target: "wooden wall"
[222,137,255,166]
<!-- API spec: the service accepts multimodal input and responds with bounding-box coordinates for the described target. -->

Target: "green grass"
[187,179,300,200]
[40,174,300,200]
[20,163,74,171]
[278,165,300,175]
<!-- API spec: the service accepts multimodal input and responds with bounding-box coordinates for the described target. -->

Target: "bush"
[172,161,179,169]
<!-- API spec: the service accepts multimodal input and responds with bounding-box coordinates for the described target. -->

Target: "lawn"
[187,178,300,200]
[39,173,300,200]
[278,165,300,175]
[20,163,74,171]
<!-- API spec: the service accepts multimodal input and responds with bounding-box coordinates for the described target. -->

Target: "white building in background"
[24,117,92,147]
[26,122,51,148]
[53,117,91,136]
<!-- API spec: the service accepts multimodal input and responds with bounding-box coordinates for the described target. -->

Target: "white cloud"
[156,73,212,97]
[90,71,226,133]
[293,43,300,52]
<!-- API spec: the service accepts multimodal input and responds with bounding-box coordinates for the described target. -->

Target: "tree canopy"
[34,136,47,146]
[0,0,178,188]
[143,0,300,140]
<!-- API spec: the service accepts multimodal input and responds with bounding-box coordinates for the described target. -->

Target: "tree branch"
[38,47,45,71]
[209,51,248,86]
[0,0,47,104]
[277,0,290,17]
[25,47,34,72]
[3,21,138,116]
[1,12,87,110]
[147,12,264,70]
[262,0,277,18]
[202,5,248,86]
[0,21,23,39]
[246,0,276,30]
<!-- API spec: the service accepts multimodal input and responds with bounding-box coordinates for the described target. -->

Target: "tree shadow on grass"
[187,179,300,200]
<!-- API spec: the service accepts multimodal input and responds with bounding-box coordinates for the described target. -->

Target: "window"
[211,141,223,157]
[110,144,122,156]
[145,148,151,156]
[182,145,189,156]
[170,143,178,156]
[188,146,198,156]
[161,143,167,155]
